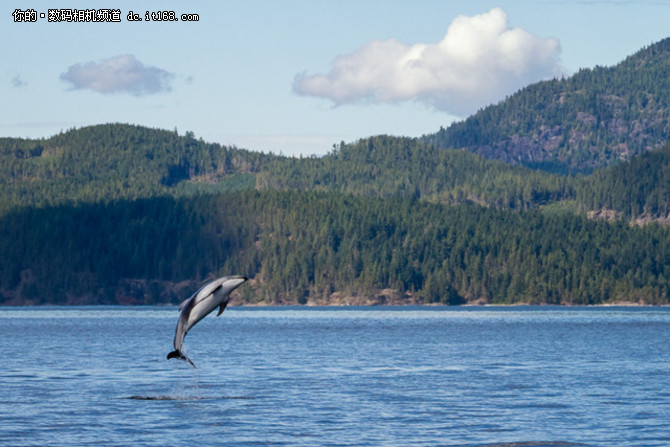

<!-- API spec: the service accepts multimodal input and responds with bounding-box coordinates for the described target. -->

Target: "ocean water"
[1,306,669,447]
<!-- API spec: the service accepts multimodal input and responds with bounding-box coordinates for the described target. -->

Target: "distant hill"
[0,124,575,214]
[577,142,670,220]
[260,134,670,221]
[258,135,573,210]
[0,123,267,213]
[2,123,670,221]
[426,37,670,173]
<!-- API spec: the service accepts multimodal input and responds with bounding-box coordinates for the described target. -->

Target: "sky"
[3,1,670,156]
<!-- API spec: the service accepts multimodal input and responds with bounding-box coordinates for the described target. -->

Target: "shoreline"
[0,301,666,308]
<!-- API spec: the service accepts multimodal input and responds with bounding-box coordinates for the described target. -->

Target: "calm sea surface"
[1,306,669,447]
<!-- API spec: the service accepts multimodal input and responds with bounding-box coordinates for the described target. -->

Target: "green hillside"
[2,123,670,305]
[258,135,573,210]
[0,123,267,213]
[426,37,670,173]
[577,143,670,219]
[3,122,669,221]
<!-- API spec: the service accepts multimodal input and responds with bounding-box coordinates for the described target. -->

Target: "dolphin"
[167,275,248,367]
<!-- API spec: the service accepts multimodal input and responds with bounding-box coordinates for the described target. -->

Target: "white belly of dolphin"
[187,287,225,327]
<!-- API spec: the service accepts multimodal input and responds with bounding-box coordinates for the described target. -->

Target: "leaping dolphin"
[167,275,248,367]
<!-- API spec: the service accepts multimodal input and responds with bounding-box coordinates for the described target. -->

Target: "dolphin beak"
[230,276,248,289]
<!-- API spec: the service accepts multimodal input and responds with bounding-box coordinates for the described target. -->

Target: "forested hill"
[259,135,670,221]
[0,123,268,213]
[426,37,670,173]
[257,136,574,210]
[3,122,669,221]
[577,142,670,220]
[1,125,574,213]
[1,123,670,306]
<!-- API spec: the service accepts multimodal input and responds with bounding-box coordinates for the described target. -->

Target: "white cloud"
[293,8,565,116]
[60,54,174,96]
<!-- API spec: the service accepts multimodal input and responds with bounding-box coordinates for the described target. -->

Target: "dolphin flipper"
[217,301,228,317]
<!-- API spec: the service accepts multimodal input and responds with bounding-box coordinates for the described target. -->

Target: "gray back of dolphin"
[167,275,247,366]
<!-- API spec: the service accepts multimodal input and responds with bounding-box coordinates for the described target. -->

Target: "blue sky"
[3,0,670,155]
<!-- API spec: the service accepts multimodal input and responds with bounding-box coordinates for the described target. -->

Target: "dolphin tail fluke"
[167,350,196,368]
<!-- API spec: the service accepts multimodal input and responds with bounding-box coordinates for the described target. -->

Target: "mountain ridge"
[2,118,670,221]
[426,37,670,173]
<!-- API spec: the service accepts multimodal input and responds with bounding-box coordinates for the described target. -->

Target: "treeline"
[426,37,670,173]
[1,191,669,306]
